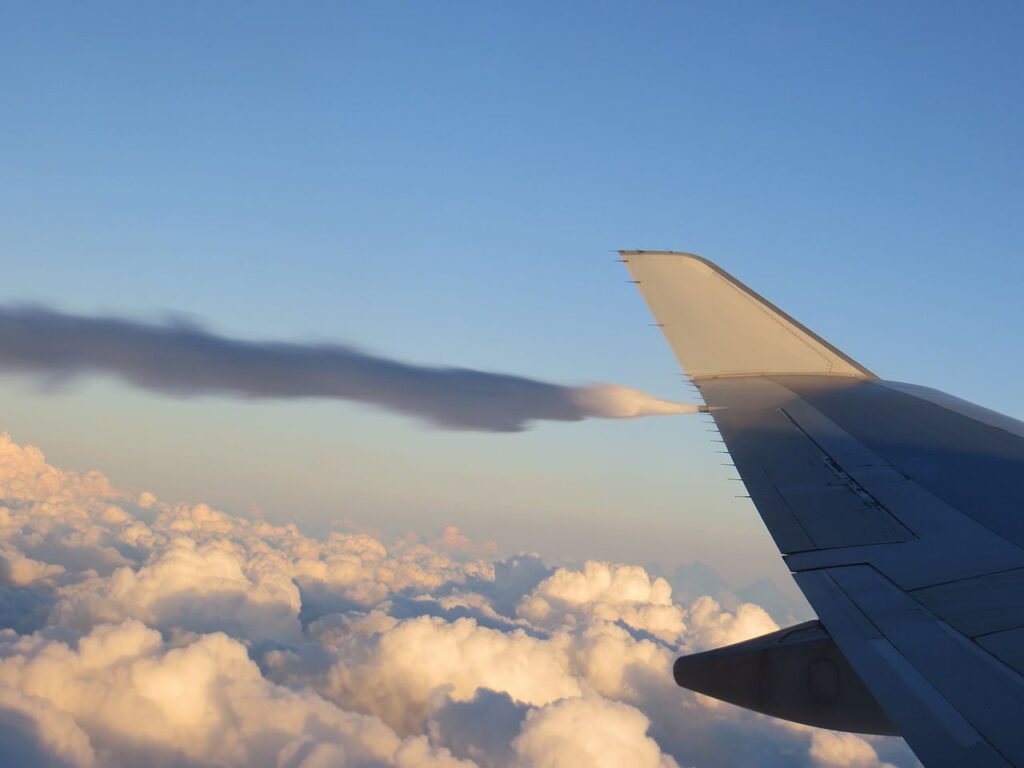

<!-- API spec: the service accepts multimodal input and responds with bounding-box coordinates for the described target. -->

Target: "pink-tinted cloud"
[0,433,919,767]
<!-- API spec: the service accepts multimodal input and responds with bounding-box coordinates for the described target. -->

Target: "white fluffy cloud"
[516,561,687,644]
[0,434,919,767]
[50,538,303,644]
[0,619,470,768]
[314,613,583,733]
[511,697,679,768]
[809,732,899,768]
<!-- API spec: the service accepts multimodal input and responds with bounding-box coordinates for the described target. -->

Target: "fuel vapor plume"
[0,306,704,432]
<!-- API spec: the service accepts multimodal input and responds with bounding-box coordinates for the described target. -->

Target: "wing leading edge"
[623,251,1024,768]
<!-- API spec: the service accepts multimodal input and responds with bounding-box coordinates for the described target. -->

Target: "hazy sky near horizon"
[3,2,1024,595]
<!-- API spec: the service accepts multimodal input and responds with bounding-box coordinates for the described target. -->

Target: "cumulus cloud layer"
[0,307,701,431]
[0,434,918,767]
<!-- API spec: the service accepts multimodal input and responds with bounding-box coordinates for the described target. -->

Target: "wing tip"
[619,250,724,274]
[622,249,878,381]
[618,249,703,259]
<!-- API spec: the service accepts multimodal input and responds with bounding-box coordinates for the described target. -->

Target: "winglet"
[621,251,875,380]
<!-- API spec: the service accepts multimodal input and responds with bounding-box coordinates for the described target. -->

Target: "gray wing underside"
[703,374,1024,768]
[622,251,1024,768]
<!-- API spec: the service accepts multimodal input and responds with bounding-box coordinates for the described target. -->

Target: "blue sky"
[3,2,1023,595]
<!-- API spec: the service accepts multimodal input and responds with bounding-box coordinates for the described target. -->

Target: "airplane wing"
[623,251,1024,768]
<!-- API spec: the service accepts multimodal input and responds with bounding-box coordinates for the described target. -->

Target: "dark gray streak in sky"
[0,307,695,432]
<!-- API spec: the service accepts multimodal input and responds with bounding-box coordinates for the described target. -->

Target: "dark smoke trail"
[0,306,701,432]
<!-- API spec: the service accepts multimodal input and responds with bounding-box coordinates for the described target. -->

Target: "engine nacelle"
[673,620,897,735]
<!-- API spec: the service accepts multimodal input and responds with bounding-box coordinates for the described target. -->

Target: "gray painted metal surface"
[623,251,1024,768]
[673,620,897,735]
